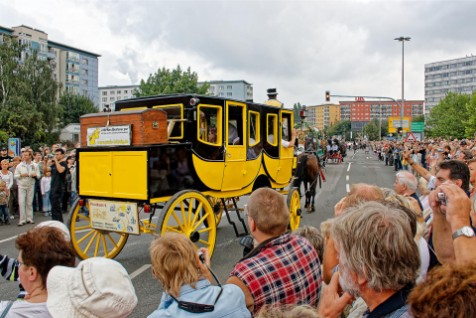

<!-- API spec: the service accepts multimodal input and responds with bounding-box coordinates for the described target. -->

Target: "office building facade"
[339,100,424,131]
[99,85,139,111]
[205,80,253,102]
[0,25,100,107]
[425,55,476,116]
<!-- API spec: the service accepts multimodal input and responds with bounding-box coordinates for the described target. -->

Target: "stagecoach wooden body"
[69,94,302,259]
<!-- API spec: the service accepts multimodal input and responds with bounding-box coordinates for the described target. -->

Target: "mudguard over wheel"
[69,199,129,260]
[158,190,217,256]
[287,188,302,230]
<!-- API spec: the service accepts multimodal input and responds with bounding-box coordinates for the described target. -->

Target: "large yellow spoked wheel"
[158,190,217,256]
[287,188,302,230]
[206,196,224,226]
[69,199,129,260]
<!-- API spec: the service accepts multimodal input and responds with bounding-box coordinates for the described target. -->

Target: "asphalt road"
[0,149,397,317]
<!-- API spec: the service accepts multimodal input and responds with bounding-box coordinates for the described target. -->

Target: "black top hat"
[267,88,278,96]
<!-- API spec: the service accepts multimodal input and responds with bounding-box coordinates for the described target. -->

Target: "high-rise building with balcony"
[0,25,100,107]
[425,55,476,116]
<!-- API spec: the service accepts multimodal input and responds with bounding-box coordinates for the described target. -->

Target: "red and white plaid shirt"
[230,234,322,314]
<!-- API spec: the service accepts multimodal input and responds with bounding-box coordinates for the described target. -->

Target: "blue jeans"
[43,192,51,212]
[0,204,9,223]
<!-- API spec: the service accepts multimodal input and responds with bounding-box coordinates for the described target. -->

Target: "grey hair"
[332,201,420,292]
[294,225,324,259]
[396,171,418,192]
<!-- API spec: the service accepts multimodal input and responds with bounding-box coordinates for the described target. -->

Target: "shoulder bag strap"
[0,301,14,318]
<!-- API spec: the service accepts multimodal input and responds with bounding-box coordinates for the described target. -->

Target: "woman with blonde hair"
[148,233,250,318]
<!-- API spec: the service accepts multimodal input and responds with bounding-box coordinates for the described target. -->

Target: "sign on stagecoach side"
[89,199,140,235]
[86,125,132,146]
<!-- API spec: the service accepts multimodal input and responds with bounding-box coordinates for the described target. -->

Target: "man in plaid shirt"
[227,188,322,315]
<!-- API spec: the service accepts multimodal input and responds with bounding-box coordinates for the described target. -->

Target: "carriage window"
[249,111,260,146]
[281,113,292,142]
[197,105,222,146]
[267,114,278,146]
[227,105,244,145]
[153,104,184,139]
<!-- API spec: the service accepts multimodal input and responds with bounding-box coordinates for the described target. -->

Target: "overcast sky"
[2,0,476,108]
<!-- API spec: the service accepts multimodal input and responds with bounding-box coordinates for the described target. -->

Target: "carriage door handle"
[227,153,232,158]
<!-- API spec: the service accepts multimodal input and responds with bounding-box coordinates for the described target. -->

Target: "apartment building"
[99,85,139,111]
[339,100,424,131]
[425,55,476,116]
[306,104,341,131]
[205,80,253,102]
[0,25,100,106]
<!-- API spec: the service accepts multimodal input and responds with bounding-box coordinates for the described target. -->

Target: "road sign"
[388,117,411,133]
[411,122,424,132]
[405,132,417,142]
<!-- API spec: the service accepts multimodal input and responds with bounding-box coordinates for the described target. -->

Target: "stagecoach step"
[222,198,249,237]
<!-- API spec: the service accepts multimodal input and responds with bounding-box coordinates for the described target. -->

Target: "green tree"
[134,65,209,97]
[412,115,425,122]
[464,91,476,138]
[327,120,351,139]
[60,93,98,126]
[0,38,60,144]
[293,102,302,126]
[426,92,469,138]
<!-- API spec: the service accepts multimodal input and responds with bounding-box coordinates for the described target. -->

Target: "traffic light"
[397,127,403,135]
[325,91,330,102]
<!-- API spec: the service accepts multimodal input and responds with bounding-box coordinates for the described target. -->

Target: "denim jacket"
[148,279,251,318]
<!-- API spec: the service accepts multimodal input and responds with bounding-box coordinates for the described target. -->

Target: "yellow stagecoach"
[69,94,302,259]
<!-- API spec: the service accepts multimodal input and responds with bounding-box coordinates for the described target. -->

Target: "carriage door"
[221,102,247,191]
[277,110,295,184]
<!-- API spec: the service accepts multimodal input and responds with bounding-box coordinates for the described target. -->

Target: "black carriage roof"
[114,94,287,111]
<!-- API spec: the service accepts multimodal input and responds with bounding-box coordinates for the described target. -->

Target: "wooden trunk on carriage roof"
[80,108,168,147]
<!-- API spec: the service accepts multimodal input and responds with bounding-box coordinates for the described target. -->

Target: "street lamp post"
[394,36,411,139]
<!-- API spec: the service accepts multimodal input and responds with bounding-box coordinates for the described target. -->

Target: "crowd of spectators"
[1,137,476,317]
[0,143,77,226]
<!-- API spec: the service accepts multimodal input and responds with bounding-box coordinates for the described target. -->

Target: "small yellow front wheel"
[158,190,217,256]
[68,199,129,260]
[206,196,224,226]
[287,188,302,230]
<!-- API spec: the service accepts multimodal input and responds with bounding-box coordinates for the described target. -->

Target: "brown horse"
[292,153,324,213]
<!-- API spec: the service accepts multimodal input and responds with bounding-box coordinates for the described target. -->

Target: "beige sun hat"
[47,257,138,318]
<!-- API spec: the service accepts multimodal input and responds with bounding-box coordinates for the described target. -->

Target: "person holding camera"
[429,181,476,264]
[49,149,67,223]
[148,232,250,318]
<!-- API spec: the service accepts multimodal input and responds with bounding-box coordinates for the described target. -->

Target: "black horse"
[292,153,324,213]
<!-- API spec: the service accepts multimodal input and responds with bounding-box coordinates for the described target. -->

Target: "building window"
[110,91,115,95]
[227,92,232,97]
[117,90,121,94]
[124,90,128,94]
[102,91,107,96]
[227,85,232,90]
[102,97,107,102]
[110,97,115,101]
[219,86,224,90]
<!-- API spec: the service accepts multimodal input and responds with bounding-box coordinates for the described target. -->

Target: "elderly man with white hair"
[394,171,423,215]
[318,201,420,318]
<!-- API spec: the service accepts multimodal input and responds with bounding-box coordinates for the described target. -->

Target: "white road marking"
[352,151,358,159]
[347,162,352,172]
[346,184,350,193]
[346,175,349,181]
[0,235,17,244]
[130,264,151,279]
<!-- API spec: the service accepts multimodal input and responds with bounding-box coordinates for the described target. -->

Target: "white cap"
[35,221,70,241]
[47,258,138,318]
